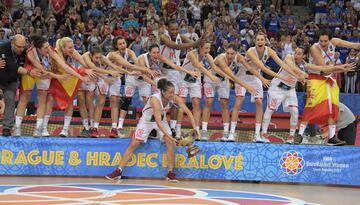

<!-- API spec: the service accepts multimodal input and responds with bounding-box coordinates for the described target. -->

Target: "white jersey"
[309,41,336,74]
[160,31,182,66]
[182,49,209,83]
[272,55,305,89]
[141,92,172,122]
[206,53,240,82]
[245,46,270,73]
[31,47,51,70]
[142,53,163,72]
[65,55,81,69]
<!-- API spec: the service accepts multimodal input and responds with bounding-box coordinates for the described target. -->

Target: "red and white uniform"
[236,46,269,101]
[178,50,205,99]
[133,92,172,142]
[309,42,336,73]
[160,31,182,94]
[267,55,304,112]
[124,50,151,99]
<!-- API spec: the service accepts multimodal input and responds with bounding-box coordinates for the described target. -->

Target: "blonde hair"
[55,37,73,60]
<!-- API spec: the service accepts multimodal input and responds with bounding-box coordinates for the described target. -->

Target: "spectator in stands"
[264,4,279,22]
[314,0,328,25]
[265,13,280,39]
[345,48,359,93]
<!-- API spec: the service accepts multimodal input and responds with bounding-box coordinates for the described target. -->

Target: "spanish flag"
[21,64,38,91]
[48,68,84,110]
[302,74,339,124]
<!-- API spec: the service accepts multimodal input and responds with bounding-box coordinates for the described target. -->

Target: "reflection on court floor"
[0,183,316,205]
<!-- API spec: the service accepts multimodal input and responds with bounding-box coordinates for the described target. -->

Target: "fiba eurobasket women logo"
[279,150,305,176]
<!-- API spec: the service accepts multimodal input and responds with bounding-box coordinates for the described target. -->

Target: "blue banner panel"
[0,136,359,186]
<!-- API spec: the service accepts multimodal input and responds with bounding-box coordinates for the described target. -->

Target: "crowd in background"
[0,0,360,93]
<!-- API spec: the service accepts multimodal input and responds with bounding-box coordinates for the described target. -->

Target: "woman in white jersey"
[297,29,360,145]
[176,41,221,135]
[82,45,129,138]
[201,43,270,141]
[108,36,158,138]
[106,78,198,182]
[14,35,72,136]
[137,44,199,99]
[241,32,302,142]
[262,46,354,144]
[78,46,124,137]
[160,20,205,133]
[42,37,96,137]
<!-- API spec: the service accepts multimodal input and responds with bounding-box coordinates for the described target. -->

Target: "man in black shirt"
[0,34,41,136]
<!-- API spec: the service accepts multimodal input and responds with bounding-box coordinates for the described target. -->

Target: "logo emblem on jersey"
[135,129,145,139]
[329,45,334,52]
[205,86,214,96]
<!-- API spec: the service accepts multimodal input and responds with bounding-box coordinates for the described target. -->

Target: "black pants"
[338,120,357,145]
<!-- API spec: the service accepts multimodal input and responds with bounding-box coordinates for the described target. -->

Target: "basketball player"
[105,79,198,182]
[201,43,268,141]
[297,29,360,145]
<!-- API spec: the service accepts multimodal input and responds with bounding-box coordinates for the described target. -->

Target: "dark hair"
[112,35,126,50]
[297,46,309,56]
[30,35,47,49]
[226,43,238,51]
[157,78,174,91]
[89,45,102,55]
[166,19,178,27]
[148,44,159,52]
[318,28,333,39]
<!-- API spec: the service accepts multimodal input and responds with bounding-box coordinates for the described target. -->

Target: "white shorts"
[133,120,171,143]
[178,81,202,99]
[97,78,121,96]
[164,69,181,94]
[204,80,230,99]
[267,85,298,112]
[36,79,51,90]
[237,75,263,102]
[125,75,151,98]
[79,81,96,92]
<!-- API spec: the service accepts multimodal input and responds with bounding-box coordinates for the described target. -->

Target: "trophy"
[177,130,201,158]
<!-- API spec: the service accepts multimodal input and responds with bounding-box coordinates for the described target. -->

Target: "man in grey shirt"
[337,103,357,145]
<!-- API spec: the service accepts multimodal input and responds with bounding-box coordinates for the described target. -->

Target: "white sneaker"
[41,128,50,137]
[60,129,68,137]
[201,130,208,141]
[227,132,235,142]
[33,128,42,137]
[220,132,228,142]
[254,133,265,143]
[13,126,21,136]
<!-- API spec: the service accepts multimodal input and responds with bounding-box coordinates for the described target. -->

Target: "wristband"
[27,69,31,75]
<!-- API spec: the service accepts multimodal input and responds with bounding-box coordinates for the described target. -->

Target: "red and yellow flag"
[48,67,82,110]
[302,74,339,124]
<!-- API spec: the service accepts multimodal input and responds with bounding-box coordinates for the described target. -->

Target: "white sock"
[262,109,274,134]
[195,126,200,132]
[328,124,336,139]
[117,118,124,129]
[176,124,181,134]
[112,123,117,128]
[94,122,99,128]
[36,118,43,129]
[255,123,261,135]
[63,116,72,130]
[298,123,307,136]
[170,120,177,129]
[290,128,296,136]
[15,116,23,128]
[82,118,89,130]
[90,119,94,127]
[230,121,237,133]
[43,115,50,130]
[223,122,229,133]
[202,122,208,131]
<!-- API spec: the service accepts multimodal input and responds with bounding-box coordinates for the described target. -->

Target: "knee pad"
[120,97,132,111]
[289,106,299,126]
